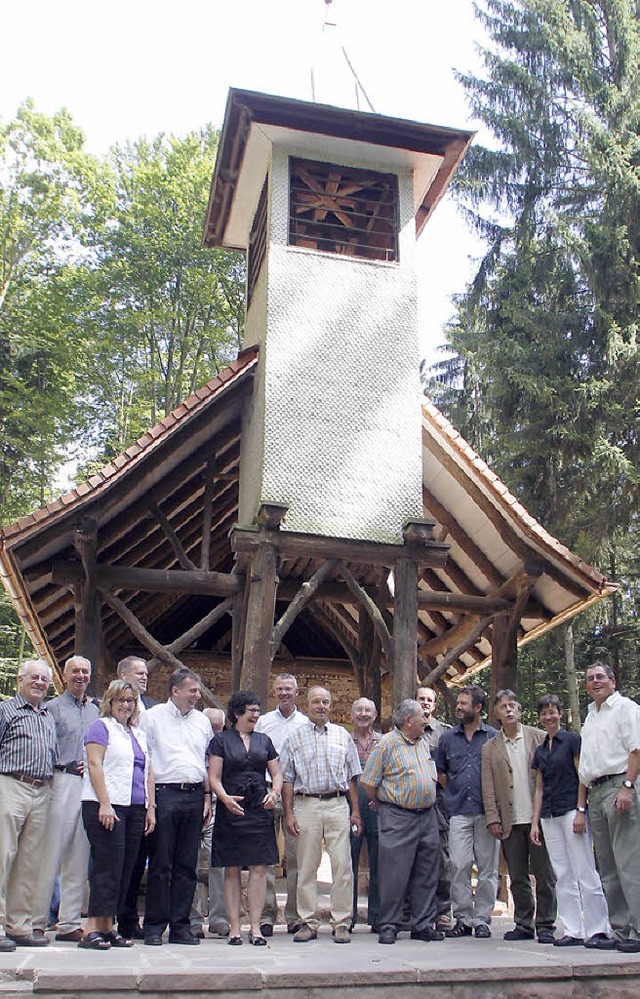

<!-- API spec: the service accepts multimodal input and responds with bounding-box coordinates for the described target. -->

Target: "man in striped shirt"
[281,686,362,943]
[0,659,57,950]
[361,699,442,946]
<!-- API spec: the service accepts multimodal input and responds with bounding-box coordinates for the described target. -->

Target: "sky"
[1,0,490,360]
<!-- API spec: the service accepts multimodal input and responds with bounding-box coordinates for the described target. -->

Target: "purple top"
[85,719,146,805]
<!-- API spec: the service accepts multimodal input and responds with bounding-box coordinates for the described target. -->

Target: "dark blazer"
[141,694,158,709]
[481,725,545,839]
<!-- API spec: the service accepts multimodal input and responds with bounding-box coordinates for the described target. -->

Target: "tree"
[0,102,105,521]
[78,127,245,461]
[430,0,640,686]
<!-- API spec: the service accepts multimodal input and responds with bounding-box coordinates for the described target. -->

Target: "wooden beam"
[146,598,233,671]
[231,526,449,568]
[200,461,215,570]
[272,560,337,655]
[422,485,505,590]
[393,557,419,704]
[148,499,198,571]
[52,562,242,597]
[334,562,394,665]
[421,615,493,689]
[420,615,483,657]
[98,588,186,671]
[241,541,279,705]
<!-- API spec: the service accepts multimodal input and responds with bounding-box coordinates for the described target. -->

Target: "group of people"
[0,656,638,954]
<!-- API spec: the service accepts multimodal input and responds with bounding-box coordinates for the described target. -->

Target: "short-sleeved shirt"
[435,721,497,816]
[578,691,640,786]
[85,719,146,805]
[532,728,581,818]
[362,728,436,810]
[280,721,361,794]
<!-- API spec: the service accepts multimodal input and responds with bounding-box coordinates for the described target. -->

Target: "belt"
[54,763,82,777]
[5,771,51,788]
[381,800,432,814]
[590,772,626,788]
[155,782,204,792]
[295,790,348,800]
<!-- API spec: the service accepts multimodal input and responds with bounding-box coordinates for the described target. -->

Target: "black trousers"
[82,801,146,917]
[143,785,203,936]
[117,835,148,934]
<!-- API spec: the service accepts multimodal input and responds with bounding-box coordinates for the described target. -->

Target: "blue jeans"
[350,781,379,927]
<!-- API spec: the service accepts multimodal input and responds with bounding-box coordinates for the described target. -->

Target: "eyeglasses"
[115,697,136,705]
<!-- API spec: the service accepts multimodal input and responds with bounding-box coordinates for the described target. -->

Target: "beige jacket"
[481,725,545,840]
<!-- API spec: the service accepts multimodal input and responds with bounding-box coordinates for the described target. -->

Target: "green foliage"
[429,0,640,692]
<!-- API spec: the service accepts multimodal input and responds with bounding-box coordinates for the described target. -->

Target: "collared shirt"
[0,694,57,780]
[254,706,308,754]
[503,726,532,823]
[422,717,451,756]
[532,728,581,817]
[47,690,100,766]
[578,691,640,787]
[362,727,436,810]
[280,720,361,794]
[352,728,381,767]
[141,699,212,784]
[435,720,497,816]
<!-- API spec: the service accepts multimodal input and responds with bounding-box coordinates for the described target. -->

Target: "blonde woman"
[79,680,155,950]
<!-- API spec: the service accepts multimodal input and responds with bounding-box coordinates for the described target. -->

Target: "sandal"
[108,931,134,948]
[78,932,111,950]
[248,934,267,946]
[228,935,243,946]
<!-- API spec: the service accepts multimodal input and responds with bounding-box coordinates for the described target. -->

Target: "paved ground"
[0,914,638,997]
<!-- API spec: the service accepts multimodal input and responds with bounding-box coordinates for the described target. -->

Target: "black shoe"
[7,934,49,947]
[168,932,200,945]
[584,933,617,950]
[475,924,491,939]
[131,925,145,940]
[144,935,163,946]
[617,939,640,953]
[287,922,302,935]
[445,921,472,938]
[378,927,396,945]
[410,927,445,942]
[537,930,556,944]
[260,923,273,938]
[0,938,16,953]
[553,935,583,947]
[191,928,205,939]
[504,927,535,941]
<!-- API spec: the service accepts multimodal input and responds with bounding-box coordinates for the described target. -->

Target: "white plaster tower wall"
[238,138,425,543]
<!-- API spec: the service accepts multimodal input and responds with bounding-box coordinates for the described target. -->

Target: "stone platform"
[0,917,638,999]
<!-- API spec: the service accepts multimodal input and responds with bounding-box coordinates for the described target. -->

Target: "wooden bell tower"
[203,90,473,704]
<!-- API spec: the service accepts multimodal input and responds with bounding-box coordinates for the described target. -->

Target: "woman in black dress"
[208,690,282,946]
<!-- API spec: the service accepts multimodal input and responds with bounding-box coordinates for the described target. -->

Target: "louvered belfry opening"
[247,177,268,305]
[288,157,399,262]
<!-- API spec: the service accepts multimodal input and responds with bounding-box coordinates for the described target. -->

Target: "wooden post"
[489,613,518,722]
[72,517,106,693]
[231,590,244,694]
[392,557,418,706]
[240,541,278,706]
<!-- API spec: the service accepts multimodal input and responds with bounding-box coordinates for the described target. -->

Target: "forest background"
[1,0,638,719]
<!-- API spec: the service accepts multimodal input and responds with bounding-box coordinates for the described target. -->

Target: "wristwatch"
[576,806,587,813]
[622,779,634,790]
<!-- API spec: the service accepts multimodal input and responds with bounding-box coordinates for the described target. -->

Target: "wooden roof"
[0,350,613,686]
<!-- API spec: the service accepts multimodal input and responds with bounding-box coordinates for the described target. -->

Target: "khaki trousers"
[0,775,51,938]
[294,795,352,931]
[262,799,300,928]
[34,770,90,932]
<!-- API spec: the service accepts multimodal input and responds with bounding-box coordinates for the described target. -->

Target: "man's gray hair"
[585,660,615,681]
[393,698,423,729]
[117,655,147,677]
[18,658,53,681]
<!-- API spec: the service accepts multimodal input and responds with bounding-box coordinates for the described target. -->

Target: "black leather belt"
[381,800,431,814]
[5,771,51,788]
[155,782,204,792]
[54,763,82,777]
[295,790,348,799]
[591,772,625,788]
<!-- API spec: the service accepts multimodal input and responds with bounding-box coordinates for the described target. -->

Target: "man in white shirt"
[141,667,212,946]
[255,673,307,936]
[578,661,640,953]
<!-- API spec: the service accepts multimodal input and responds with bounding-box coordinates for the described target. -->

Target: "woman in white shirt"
[79,680,155,950]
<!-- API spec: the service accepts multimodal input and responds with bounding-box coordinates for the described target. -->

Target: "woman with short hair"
[80,679,155,950]
[208,690,281,946]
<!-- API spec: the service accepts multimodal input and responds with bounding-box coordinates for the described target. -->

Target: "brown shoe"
[55,928,83,942]
[293,924,317,943]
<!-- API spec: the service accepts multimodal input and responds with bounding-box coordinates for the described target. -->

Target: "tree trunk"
[563,622,581,733]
